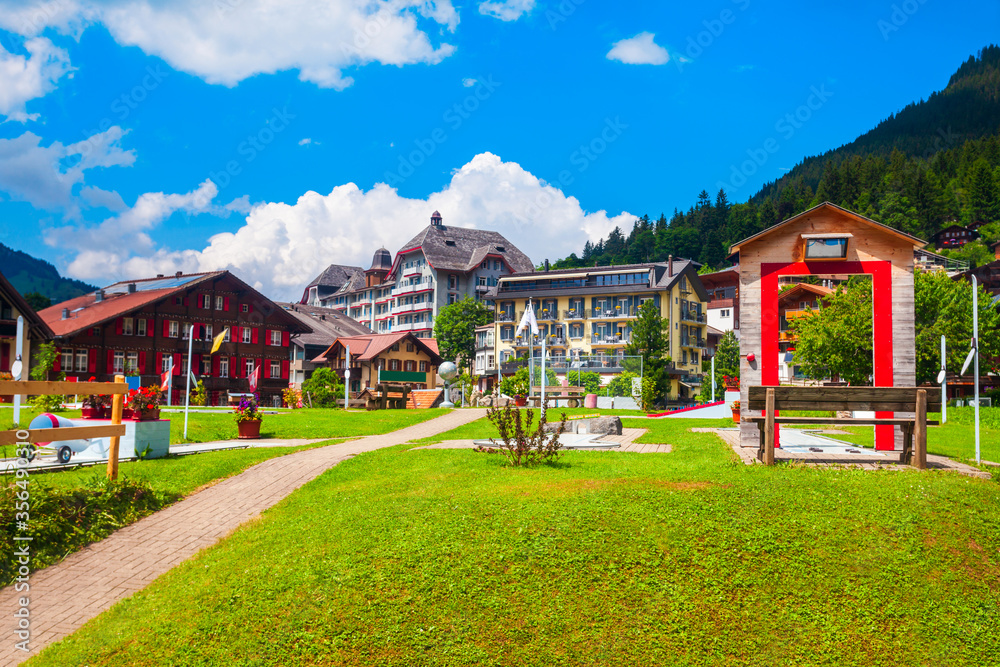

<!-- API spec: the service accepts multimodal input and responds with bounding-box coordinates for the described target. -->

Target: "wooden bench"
[746,386,939,468]
[529,386,585,408]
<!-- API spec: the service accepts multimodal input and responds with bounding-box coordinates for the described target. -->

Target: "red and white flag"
[160,358,173,391]
[249,364,260,392]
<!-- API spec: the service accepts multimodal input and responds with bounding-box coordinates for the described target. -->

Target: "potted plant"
[730,400,741,423]
[723,375,740,391]
[126,385,162,421]
[234,393,263,438]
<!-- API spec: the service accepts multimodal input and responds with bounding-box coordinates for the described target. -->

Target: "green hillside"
[0,243,96,305]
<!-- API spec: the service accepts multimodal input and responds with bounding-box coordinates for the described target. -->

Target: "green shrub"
[607,371,639,397]
[0,475,167,586]
[301,368,344,408]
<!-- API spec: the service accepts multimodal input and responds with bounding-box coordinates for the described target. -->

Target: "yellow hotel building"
[488,259,710,402]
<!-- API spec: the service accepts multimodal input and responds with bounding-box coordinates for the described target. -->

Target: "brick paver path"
[1,409,486,664]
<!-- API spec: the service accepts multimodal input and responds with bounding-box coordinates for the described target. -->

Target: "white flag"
[515,306,539,338]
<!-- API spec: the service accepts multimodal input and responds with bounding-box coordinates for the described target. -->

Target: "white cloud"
[0,126,134,211]
[298,138,312,146]
[0,37,73,121]
[478,0,535,21]
[462,77,477,87]
[0,0,461,90]
[606,32,670,66]
[55,153,634,299]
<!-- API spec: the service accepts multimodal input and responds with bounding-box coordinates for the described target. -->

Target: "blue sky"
[0,0,995,300]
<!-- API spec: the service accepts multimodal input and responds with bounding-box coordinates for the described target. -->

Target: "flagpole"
[184,324,195,440]
[540,337,546,419]
[528,297,534,397]
[167,358,173,406]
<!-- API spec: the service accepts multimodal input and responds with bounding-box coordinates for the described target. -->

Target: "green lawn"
[1,406,449,447]
[30,419,1000,666]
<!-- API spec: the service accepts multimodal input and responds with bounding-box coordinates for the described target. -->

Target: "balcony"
[403,266,422,278]
[545,336,567,346]
[591,334,629,346]
[680,311,706,323]
[511,335,542,347]
[391,282,434,297]
[497,311,517,323]
[592,307,636,319]
[536,308,559,321]
[680,337,707,350]
[395,303,414,314]
[475,284,491,293]
[564,308,586,320]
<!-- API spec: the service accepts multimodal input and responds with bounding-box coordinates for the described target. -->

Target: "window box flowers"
[126,385,162,421]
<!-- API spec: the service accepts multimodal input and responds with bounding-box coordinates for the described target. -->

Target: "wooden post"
[763,388,775,466]
[899,425,913,465]
[107,374,125,480]
[913,388,927,470]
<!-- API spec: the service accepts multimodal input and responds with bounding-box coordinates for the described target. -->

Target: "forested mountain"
[0,243,96,304]
[554,45,1000,272]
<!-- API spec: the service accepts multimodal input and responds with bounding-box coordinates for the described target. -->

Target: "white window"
[449,274,457,289]
[136,318,147,336]
[182,322,192,340]
[220,357,229,378]
[241,303,249,313]
[126,352,138,374]
[61,349,73,371]
[242,327,252,344]
[162,355,173,373]
[448,294,458,304]
[420,361,428,372]
[245,358,255,377]
[203,356,212,374]
[224,328,231,342]
[76,350,88,372]
[182,354,190,374]
[494,261,501,271]
[169,321,179,338]
[202,294,211,309]
[216,296,224,310]
[123,317,134,335]
[270,360,280,377]
[478,277,487,286]
[113,351,125,373]
[205,324,213,340]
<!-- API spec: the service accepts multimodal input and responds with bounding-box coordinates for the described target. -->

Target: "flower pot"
[238,419,262,439]
[136,408,160,421]
[731,409,741,424]
[81,407,100,419]
[122,408,134,420]
[513,395,527,407]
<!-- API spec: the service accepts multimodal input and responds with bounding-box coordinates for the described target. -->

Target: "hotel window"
[136,318,147,336]
[449,274,457,289]
[420,361,428,372]
[390,359,400,371]
[245,358,255,377]
[270,329,282,346]
[216,296,224,310]
[169,321,179,338]
[220,357,229,378]
[494,261,501,271]
[126,352,138,373]
[270,360,280,377]
[123,317,134,335]
[478,277,487,286]
[113,351,125,373]
[405,360,416,372]
[242,327,252,344]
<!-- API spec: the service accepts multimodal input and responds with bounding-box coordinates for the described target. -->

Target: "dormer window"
[445,240,456,246]
[802,233,851,260]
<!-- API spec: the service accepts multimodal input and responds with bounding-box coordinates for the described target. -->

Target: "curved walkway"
[1,409,486,664]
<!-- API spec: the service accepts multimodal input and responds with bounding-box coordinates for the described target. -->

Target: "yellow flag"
[210,328,229,354]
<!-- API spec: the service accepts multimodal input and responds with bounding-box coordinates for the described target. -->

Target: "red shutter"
[147,318,154,336]
[115,318,123,335]
[223,296,230,311]
[282,331,289,347]
[139,351,147,373]
[88,349,97,373]
[233,325,240,341]
[183,297,189,307]
[53,348,61,372]
[241,358,248,378]
[156,352,163,374]
[193,354,201,375]
[248,303,253,313]
[107,350,114,374]
[163,320,170,337]
[281,360,289,380]
[173,353,181,376]
[212,355,219,377]
[251,328,259,344]
[263,361,270,379]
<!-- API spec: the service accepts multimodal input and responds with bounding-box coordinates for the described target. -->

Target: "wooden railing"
[0,376,128,479]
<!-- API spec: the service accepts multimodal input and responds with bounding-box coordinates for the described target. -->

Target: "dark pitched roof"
[276,302,372,348]
[305,264,365,289]
[394,223,534,274]
[313,332,442,365]
[0,270,54,339]
[42,271,310,338]
[730,202,926,253]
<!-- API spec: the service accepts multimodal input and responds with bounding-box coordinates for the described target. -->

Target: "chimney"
[157,274,164,278]
[668,255,673,277]
[127,283,137,294]
[175,271,183,278]
[61,308,69,320]
[544,259,550,271]
[95,289,104,303]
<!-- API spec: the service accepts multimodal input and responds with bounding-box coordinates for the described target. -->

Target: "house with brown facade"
[314,332,442,395]
[40,271,310,407]
[277,302,373,387]
[0,271,54,378]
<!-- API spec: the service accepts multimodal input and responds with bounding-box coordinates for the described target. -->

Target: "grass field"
[29,418,1000,666]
